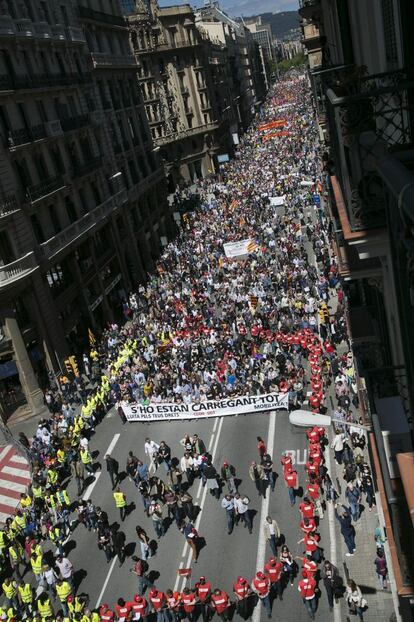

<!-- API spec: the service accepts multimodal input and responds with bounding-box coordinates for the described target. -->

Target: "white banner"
[123,392,289,422]
[270,195,286,206]
[223,239,256,259]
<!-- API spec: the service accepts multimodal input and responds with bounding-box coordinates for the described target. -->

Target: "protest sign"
[270,196,286,206]
[123,392,289,422]
[223,239,257,259]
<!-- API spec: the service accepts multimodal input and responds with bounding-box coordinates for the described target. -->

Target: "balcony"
[0,252,38,288]
[45,120,63,137]
[78,6,127,28]
[8,124,46,149]
[91,52,137,69]
[26,175,66,203]
[154,121,218,146]
[326,68,414,231]
[33,22,52,39]
[60,114,89,132]
[13,72,92,91]
[51,24,66,41]
[0,195,19,218]
[41,188,127,260]
[73,156,102,178]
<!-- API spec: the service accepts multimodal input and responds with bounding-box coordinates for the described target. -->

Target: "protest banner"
[123,392,290,422]
[223,239,256,259]
[270,196,286,206]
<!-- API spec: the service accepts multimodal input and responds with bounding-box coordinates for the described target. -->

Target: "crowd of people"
[0,71,387,622]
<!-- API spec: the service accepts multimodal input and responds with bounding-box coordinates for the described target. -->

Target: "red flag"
[178,568,192,577]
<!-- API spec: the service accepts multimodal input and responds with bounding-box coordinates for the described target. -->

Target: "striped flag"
[178,568,192,577]
[88,328,96,345]
[247,240,259,253]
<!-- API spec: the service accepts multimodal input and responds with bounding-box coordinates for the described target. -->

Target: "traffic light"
[69,355,80,377]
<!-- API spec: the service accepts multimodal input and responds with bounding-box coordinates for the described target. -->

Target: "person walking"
[221,495,235,535]
[136,526,151,560]
[345,482,361,522]
[79,447,95,475]
[257,437,267,459]
[204,460,220,499]
[261,454,275,492]
[149,501,165,539]
[55,554,74,591]
[265,557,284,601]
[111,528,126,567]
[284,468,299,505]
[249,461,266,498]
[71,458,85,496]
[233,576,252,620]
[220,461,236,494]
[335,505,356,556]
[298,570,317,620]
[181,520,198,563]
[263,515,281,556]
[113,487,127,522]
[252,571,272,619]
[331,430,345,464]
[211,588,230,621]
[234,493,252,533]
[145,438,160,476]
[148,588,169,622]
[56,578,72,617]
[130,556,154,595]
[105,455,119,490]
[346,580,367,621]
[195,576,211,622]
[321,560,341,611]
[181,587,198,622]
[374,549,388,589]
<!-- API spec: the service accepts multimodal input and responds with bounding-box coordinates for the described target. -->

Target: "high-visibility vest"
[68,597,84,614]
[48,469,58,484]
[113,492,126,508]
[56,490,70,506]
[9,544,23,561]
[32,486,43,499]
[0,531,7,548]
[38,598,53,618]
[30,554,43,575]
[20,495,32,508]
[57,449,65,464]
[18,583,33,603]
[14,514,26,530]
[49,527,62,543]
[2,581,17,599]
[91,613,99,622]
[56,581,72,602]
[80,450,91,465]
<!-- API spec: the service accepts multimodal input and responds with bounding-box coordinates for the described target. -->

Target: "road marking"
[94,555,118,608]
[325,430,341,622]
[284,449,308,465]
[175,417,224,592]
[252,411,276,622]
[83,433,120,501]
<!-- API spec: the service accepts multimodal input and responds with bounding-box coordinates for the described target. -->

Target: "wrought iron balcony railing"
[325,68,414,231]
[60,114,89,132]
[26,175,65,203]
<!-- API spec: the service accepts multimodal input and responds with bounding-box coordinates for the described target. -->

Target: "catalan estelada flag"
[88,328,96,345]
[247,240,259,253]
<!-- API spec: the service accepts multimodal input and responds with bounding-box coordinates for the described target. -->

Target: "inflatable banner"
[123,392,290,422]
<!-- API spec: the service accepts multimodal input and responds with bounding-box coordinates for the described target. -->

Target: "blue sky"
[157,0,299,17]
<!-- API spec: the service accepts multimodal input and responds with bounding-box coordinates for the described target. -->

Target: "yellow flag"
[88,328,96,345]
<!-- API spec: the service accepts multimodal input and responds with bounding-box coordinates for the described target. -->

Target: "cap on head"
[256,571,265,579]
[199,576,206,582]
[134,595,143,603]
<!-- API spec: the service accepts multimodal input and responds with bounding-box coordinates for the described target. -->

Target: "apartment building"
[299,1,414,618]
[0,0,172,419]
[125,0,235,189]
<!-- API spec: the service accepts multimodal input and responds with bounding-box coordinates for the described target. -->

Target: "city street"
[60,408,338,621]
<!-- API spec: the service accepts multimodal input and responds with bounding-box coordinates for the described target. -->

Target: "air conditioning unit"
[45,120,63,137]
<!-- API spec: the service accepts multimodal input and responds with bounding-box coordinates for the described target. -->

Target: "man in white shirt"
[234,493,252,533]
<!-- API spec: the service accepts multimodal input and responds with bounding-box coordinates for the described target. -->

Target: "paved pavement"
[0,444,30,521]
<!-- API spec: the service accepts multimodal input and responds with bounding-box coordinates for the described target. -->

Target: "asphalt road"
[56,407,343,622]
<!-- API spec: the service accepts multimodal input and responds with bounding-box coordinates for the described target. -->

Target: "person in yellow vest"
[8,541,24,579]
[31,481,44,509]
[47,466,59,489]
[67,594,86,617]
[17,579,34,616]
[2,577,19,610]
[20,493,32,511]
[55,578,72,617]
[79,448,94,475]
[12,510,27,535]
[37,592,54,619]
[113,487,127,522]
[30,551,45,588]
[0,528,9,556]
[55,487,70,508]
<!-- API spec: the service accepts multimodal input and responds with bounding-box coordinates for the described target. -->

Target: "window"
[35,154,48,180]
[14,159,32,189]
[49,147,65,175]
[65,197,77,224]
[36,100,47,123]
[90,182,101,206]
[78,188,88,213]
[0,230,14,264]
[48,205,61,234]
[128,159,139,184]
[46,260,73,297]
[31,214,45,243]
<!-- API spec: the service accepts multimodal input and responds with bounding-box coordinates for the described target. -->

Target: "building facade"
[126,0,235,189]
[0,0,172,418]
[299,0,414,617]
